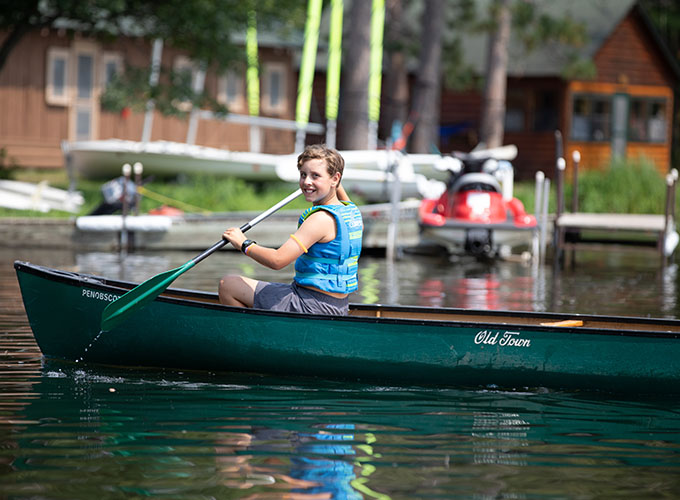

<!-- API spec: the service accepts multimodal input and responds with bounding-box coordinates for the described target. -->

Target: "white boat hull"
[0,180,84,213]
[64,140,446,203]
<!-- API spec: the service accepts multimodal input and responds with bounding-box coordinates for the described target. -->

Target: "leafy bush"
[515,156,675,215]
[573,157,668,214]
[0,147,18,180]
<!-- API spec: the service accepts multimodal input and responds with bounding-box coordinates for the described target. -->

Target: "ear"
[331,171,342,187]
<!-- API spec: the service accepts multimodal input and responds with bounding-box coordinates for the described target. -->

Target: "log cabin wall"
[0,30,69,168]
[0,29,296,170]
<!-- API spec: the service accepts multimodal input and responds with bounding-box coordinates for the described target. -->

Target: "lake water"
[2,247,680,498]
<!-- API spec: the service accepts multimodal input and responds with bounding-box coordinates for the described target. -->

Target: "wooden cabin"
[0,29,299,169]
[440,0,680,180]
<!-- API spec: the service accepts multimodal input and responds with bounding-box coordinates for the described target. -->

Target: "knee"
[219,274,237,292]
[218,274,245,305]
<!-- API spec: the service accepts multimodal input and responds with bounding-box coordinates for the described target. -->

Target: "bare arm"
[222,211,336,270]
[337,183,351,202]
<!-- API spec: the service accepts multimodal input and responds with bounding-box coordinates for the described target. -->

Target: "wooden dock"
[553,156,678,263]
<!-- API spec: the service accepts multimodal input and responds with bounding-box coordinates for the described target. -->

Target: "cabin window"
[217,67,245,112]
[505,90,525,132]
[76,54,94,99]
[261,62,287,115]
[571,94,611,142]
[46,47,70,106]
[533,90,558,132]
[628,98,667,143]
[75,108,92,140]
[101,52,123,88]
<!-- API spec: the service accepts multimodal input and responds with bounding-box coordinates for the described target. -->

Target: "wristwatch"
[241,239,256,254]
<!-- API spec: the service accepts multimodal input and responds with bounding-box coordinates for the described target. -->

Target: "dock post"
[121,163,132,255]
[133,162,143,216]
[386,149,402,261]
[554,158,566,264]
[571,150,580,212]
[541,176,550,264]
[663,169,679,261]
[533,171,544,262]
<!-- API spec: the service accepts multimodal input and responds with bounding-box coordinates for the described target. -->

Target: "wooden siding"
[0,31,70,167]
[594,11,675,86]
[0,30,296,170]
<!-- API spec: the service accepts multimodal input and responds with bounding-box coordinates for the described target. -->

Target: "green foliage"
[101,66,228,119]
[512,3,587,50]
[561,55,597,80]
[0,0,308,77]
[571,157,668,214]
[0,168,312,217]
[0,147,18,180]
[515,157,674,216]
[135,176,307,214]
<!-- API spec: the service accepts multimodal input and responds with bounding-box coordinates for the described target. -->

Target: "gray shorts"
[253,281,349,316]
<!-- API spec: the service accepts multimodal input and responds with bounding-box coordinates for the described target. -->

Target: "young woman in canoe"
[219,144,363,315]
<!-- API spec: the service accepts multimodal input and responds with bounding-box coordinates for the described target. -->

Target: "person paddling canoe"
[219,144,363,315]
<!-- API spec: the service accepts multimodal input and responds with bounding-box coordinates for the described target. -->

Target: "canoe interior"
[18,261,679,336]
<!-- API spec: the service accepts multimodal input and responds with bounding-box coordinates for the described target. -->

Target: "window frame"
[261,61,288,115]
[45,47,70,106]
[217,66,246,113]
[570,93,612,143]
[628,96,667,144]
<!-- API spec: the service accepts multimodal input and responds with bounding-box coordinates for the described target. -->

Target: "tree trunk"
[410,0,444,154]
[479,0,511,149]
[338,0,372,150]
[381,0,409,142]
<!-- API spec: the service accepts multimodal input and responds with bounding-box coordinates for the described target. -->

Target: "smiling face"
[298,158,342,205]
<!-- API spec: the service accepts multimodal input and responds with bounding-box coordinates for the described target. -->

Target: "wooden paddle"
[101,189,302,331]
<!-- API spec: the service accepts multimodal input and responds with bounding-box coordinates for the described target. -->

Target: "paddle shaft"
[191,188,302,266]
[101,188,302,331]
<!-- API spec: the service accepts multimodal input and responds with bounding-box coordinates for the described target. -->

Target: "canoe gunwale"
[13,260,680,339]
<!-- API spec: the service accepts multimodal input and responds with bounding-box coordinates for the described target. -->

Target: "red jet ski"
[418,145,537,259]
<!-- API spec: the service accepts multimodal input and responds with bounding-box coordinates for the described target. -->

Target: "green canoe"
[14,261,680,393]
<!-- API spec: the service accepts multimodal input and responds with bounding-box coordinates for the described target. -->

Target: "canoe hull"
[15,261,680,392]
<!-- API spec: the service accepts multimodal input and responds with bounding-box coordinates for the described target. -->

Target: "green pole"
[295,0,323,152]
[368,0,385,150]
[325,0,343,148]
[246,7,261,152]
[246,8,260,117]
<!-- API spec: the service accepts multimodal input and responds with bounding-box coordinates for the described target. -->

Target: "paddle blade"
[100,262,193,331]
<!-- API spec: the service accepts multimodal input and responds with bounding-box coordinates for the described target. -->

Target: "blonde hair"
[296,144,344,178]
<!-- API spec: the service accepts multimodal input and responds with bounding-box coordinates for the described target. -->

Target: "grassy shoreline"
[1,157,677,218]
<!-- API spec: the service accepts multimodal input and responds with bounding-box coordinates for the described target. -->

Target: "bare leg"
[218,275,259,307]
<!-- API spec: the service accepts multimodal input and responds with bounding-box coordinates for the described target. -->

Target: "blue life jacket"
[294,202,363,294]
